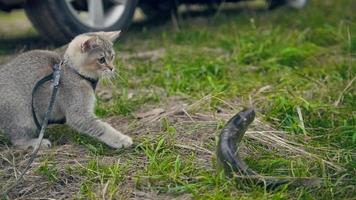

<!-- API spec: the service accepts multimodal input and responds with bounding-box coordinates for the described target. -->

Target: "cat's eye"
[98,57,106,64]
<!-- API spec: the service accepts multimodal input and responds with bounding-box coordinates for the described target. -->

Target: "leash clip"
[52,63,61,88]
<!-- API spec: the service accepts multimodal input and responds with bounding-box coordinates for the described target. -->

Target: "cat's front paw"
[30,139,52,149]
[118,135,133,148]
[40,139,52,149]
[106,134,133,149]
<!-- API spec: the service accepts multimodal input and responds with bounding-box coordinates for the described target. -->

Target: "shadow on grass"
[130,5,260,32]
[0,35,51,56]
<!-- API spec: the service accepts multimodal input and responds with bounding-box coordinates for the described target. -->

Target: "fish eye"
[98,57,106,64]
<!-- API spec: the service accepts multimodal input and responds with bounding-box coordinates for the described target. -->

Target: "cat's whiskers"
[107,75,115,85]
[113,70,128,86]
[100,72,116,87]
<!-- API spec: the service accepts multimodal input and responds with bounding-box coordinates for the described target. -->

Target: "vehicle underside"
[0,0,285,12]
[0,0,293,44]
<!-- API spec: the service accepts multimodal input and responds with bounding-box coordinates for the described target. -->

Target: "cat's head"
[64,31,120,79]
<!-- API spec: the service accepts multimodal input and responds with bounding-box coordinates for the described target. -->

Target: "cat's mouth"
[105,64,115,72]
[100,66,116,77]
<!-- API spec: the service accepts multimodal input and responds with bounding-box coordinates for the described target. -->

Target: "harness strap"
[31,74,54,130]
[69,67,98,91]
[76,73,98,91]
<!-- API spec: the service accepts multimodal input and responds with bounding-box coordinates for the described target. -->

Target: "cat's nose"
[106,64,115,71]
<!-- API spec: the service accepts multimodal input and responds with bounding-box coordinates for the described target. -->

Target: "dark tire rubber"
[24,0,138,45]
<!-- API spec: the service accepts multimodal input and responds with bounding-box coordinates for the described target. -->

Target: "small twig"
[10,150,18,180]
[334,76,356,106]
[248,94,254,108]
[0,152,13,167]
[102,180,110,200]
[182,108,195,122]
[191,144,213,155]
[296,106,307,136]
[187,94,212,111]
[37,151,77,157]
[74,160,101,175]
[211,96,235,110]
[109,186,120,200]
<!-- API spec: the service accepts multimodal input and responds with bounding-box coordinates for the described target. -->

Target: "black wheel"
[24,0,138,45]
[267,0,308,9]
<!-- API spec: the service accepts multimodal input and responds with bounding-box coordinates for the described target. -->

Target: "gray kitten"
[0,31,132,149]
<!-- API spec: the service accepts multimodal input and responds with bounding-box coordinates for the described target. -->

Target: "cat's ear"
[81,36,98,53]
[97,31,121,42]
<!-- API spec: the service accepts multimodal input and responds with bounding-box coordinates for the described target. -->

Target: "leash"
[2,62,62,196]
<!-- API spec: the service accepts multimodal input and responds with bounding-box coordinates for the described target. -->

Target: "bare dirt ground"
[1,95,341,199]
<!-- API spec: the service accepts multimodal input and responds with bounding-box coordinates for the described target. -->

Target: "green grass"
[1,0,355,199]
[103,0,355,198]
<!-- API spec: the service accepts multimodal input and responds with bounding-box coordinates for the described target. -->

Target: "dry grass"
[1,97,346,199]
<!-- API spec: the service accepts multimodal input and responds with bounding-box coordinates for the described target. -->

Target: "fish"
[216,108,320,189]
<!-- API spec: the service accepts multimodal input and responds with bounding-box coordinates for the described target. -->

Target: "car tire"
[24,0,138,45]
[268,0,308,9]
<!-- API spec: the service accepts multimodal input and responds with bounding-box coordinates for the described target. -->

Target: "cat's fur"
[0,31,132,149]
